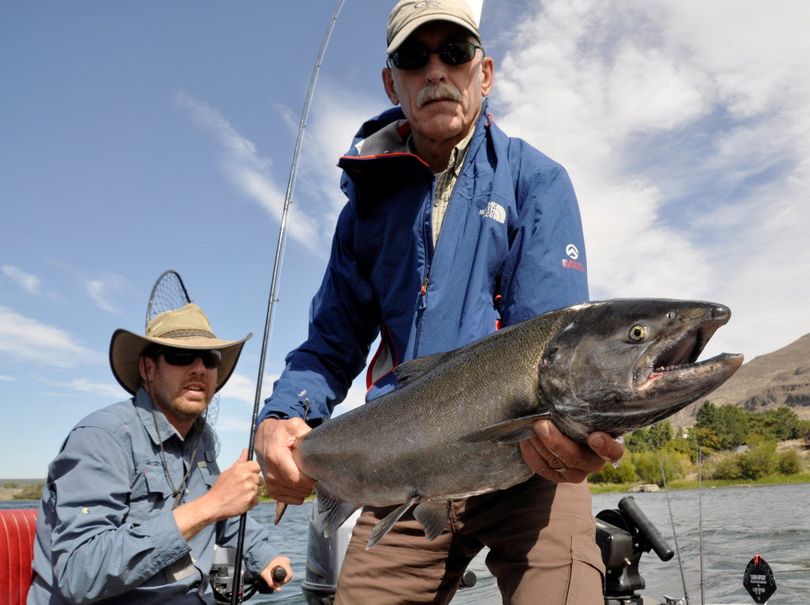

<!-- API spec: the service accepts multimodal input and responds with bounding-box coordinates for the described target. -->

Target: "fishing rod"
[659,457,691,605]
[229,1,347,603]
[698,447,705,605]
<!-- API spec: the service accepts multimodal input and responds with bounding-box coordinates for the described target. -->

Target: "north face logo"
[480,201,506,224]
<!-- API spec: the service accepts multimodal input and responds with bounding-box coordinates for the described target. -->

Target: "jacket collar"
[344,97,492,161]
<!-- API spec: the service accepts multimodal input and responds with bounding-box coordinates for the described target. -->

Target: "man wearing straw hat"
[257,0,623,603]
[28,303,291,604]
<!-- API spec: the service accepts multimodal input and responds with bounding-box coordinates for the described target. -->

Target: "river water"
[6,483,809,604]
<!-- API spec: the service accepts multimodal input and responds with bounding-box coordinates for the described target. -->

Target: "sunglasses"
[149,347,222,370]
[388,41,483,71]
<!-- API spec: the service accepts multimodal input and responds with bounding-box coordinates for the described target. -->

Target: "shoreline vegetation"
[589,471,810,494]
[4,471,810,503]
[6,404,808,502]
[5,473,809,503]
[0,471,810,502]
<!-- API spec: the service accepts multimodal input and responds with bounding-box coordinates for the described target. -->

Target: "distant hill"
[672,333,810,426]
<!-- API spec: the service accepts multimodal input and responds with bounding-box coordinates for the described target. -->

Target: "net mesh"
[143,269,219,450]
[145,270,192,329]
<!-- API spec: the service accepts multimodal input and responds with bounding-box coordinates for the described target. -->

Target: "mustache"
[416,84,461,108]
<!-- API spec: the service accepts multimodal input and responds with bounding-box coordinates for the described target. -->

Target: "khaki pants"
[334,478,605,605]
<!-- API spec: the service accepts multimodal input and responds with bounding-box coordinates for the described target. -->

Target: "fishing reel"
[596,496,676,605]
[210,545,283,603]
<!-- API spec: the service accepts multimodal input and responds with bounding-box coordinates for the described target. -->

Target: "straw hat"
[109,303,252,395]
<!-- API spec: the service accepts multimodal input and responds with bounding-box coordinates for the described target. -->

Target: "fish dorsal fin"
[394,351,456,386]
[413,500,449,542]
[315,484,360,538]
[460,412,551,444]
[367,496,419,549]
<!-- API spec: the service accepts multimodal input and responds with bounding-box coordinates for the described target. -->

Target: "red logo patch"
[562,259,585,272]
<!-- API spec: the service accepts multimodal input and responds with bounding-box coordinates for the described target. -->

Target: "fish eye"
[628,325,647,341]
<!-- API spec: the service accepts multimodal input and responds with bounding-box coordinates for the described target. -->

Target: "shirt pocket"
[128,459,174,524]
[198,449,219,489]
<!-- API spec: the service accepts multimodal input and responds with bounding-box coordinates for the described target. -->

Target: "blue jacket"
[259,101,588,425]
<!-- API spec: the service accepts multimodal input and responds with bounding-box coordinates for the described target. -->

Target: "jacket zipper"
[413,178,437,359]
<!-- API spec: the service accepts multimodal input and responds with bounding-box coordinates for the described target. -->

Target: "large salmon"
[292,299,743,548]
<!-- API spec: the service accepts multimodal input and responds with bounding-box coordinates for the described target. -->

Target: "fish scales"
[297,308,570,506]
[289,299,743,548]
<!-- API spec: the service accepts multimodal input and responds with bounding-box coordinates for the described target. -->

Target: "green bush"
[751,407,801,440]
[631,450,691,485]
[777,449,802,475]
[739,442,777,479]
[711,454,743,480]
[589,458,638,484]
[625,428,652,453]
[664,437,693,458]
[688,426,722,453]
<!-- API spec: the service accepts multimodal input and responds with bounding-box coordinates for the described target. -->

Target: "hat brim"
[109,329,252,396]
[387,15,480,54]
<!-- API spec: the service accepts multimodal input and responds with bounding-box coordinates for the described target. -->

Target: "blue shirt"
[29,389,278,604]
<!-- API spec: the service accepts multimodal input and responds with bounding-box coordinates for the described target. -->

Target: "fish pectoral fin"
[413,500,449,542]
[315,484,360,538]
[460,412,552,444]
[367,496,419,550]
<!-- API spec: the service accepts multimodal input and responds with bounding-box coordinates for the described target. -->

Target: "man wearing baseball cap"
[257,1,622,602]
[28,303,292,604]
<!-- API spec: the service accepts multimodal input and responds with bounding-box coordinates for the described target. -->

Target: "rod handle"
[619,495,674,561]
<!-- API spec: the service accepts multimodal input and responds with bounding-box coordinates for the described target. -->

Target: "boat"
[1,496,775,605]
[0,508,37,605]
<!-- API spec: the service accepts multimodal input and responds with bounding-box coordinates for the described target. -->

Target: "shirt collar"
[134,388,201,446]
[405,122,476,176]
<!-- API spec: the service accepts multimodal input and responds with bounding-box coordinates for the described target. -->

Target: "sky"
[2,0,809,479]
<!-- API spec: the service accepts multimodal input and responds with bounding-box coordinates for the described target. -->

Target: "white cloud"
[494,0,810,359]
[214,370,279,433]
[67,378,127,399]
[176,87,383,260]
[0,374,14,382]
[216,367,368,426]
[2,265,41,295]
[332,379,368,416]
[85,274,125,314]
[212,415,251,433]
[300,84,384,230]
[217,370,275,406]
[0,305,100,368]
[176,92,329,257]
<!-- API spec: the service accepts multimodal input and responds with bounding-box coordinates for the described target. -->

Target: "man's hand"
[259,556,293,592]
[519,419,624,484]
[255,418,315,505]
[204,448,263,518]
[174,448,263,540]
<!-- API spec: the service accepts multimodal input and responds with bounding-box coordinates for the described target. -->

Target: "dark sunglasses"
[388,41,483,71]
[149,347,222,370]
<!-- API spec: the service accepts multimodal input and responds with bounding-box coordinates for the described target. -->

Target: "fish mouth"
[637,304,743,410]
